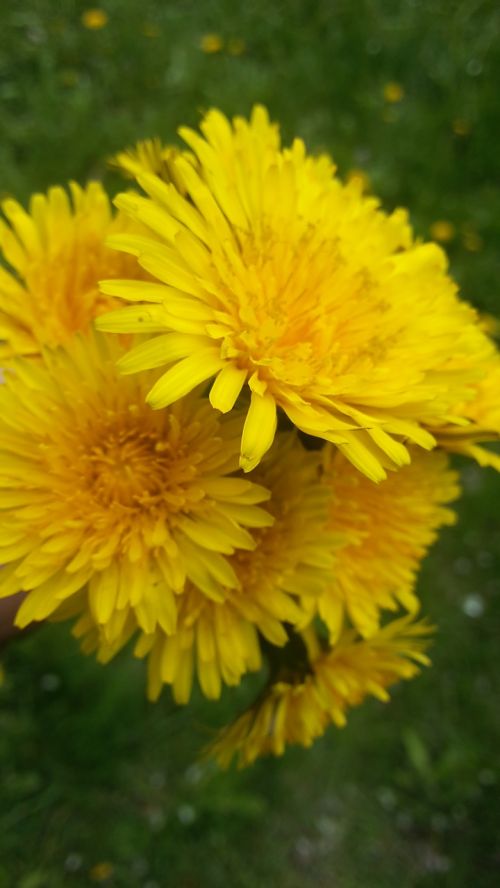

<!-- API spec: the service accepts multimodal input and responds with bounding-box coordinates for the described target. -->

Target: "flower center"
[213,224,383,389]
[48,408,206,529]
[82,427,171,507]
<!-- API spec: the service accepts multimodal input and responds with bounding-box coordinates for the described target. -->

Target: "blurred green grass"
[1,1,500,885]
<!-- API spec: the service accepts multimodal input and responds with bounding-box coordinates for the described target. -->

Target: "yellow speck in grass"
[383,81,404,103]
[98,105,496,482]
[227,38,246,56]
[345,168,371,192]
[82,9,109,30]
[200,33,224,54]
[89,862,114,882]
[452,118,471,137]
[430,220,456,243]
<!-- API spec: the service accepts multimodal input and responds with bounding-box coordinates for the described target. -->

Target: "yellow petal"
[217,501,274,528]
[198,659,222,700]
[240,391,278,472]
[172,649,194,704]
[201,476,269,502]
[88,565,119,624]
[209,364,247,413]
[96,305,168,333]
[368,426,410,467]
[99,278,170,303]
[117,333,204,375]
[336,435,387,483]
[146,349,224,409]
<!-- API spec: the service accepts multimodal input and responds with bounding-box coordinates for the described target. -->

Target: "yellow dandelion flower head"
[109,139,196,194]
[0,181,147,358]
[82,9,109,30]
[208,615,432,768]
[0,332,273,638]
[97,105,494,481]
[85,433,337,704]
[319,449,459,639]
[435,354,500,471]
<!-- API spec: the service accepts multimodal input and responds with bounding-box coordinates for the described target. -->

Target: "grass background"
[1,1,499,885]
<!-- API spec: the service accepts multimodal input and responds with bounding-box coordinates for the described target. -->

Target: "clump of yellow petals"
[135,587,262,703]
[434,355,500,471]
[318,449,459,639]
[80,434,338,703]
[97,105,494,481]
[208,615,432,768]
[110,139,195,194]
[0,332,273,639]
[0,181,145,358]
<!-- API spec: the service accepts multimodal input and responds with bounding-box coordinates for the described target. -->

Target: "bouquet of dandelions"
[0,107,498,768]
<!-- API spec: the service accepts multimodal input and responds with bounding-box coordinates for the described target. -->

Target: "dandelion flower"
[80,433,338,702]
[207,615,432,767]
[0,332,272,639]
[318,449,459,639]
[0,181,146,358]
[97,106,493,480]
